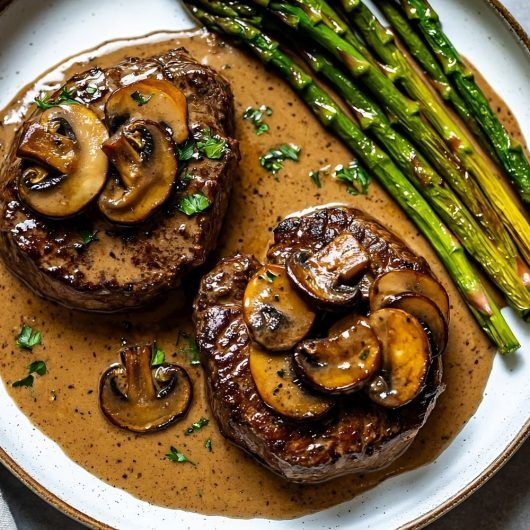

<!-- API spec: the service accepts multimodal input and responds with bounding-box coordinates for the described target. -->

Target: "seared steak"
[193,207,444,483]
[0,49,238,312]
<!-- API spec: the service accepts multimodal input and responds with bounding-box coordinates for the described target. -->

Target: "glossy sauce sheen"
[0,29,525,518]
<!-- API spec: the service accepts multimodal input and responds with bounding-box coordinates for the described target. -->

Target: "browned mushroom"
[287,232,370,307]
[98,120,177,224]
[249,343,334,421]
[243,264,316,351]
[367,308,431,409]
[105,79,188,143]
[370,269,450,321]
[99,344,192,433]
[294,316,381,395]
[17,104,108,217]
[385,293,448,354]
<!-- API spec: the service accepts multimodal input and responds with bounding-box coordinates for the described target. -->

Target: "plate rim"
[0,1,528,529]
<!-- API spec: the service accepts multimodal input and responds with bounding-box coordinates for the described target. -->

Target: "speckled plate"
[0,0,529,529]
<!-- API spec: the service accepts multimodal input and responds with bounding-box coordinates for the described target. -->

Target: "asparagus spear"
[248,0,530,267]
[400,0,530,205]
[373,0,497,160]
[184,4,519,353]
[299,47,530,318]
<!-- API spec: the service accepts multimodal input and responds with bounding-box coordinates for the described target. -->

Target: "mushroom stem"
[122,346,157,405]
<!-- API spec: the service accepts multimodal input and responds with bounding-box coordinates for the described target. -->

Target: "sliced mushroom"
[287,233,370,307]
[99,344,192,433]
[249,343,334,421]
[370,269,450,321]
[243,264,316,351]
[386,293,448,355]
[105,79,188,143]
[99,120,177,224]
[367,308,431,409]
[294,316,381,395]
[17,104,108,218]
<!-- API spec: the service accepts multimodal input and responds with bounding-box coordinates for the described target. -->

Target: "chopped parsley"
[85,85,98,95]
[276,369,285,378]
[196,128,227,159]
[259,269,277,283]
[242,105,272,135]
[176,138,197,162]
[359,349,369,361]
[78,229,99,246]
[259,144,301,175]
[12,360,47,388]
[334,162,370,196]
[16,324,42,350]
[151,342,165,367]
[178,193,210,216]
[309,170,322,188]
[131,91,152,106]
[180,335,201,366]
[34,86,78,110]
[185,417,209,435]
[204,438,212,452]
[166,447,195,465]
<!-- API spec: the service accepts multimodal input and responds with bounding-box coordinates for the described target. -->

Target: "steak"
[193,207,444,483]
[0,48,239,312]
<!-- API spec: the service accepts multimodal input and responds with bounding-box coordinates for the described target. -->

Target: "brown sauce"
[0,29,525,518]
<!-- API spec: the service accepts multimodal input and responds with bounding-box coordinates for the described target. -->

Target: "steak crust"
[0,49,238,312]
[193,207,444,483]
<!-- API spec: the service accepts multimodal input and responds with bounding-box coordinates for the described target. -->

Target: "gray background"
[0,0,529,529]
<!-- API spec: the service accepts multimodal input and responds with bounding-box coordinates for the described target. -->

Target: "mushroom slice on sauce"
[370,269,450,321]
[99,344,192,433]
[99,120,178,224]
[386,293,448,355]
[17,104,108,218]
[243,264,316,351]
[105,79,188,143]
[367,308,431,409]
[294,316,381,395]
[287,233,370,308]
[249,344,334,421]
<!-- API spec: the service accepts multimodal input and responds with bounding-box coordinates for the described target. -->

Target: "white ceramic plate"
[0,1,529,529]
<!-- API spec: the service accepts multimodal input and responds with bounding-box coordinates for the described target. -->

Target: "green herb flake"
[196,128,227,159]
[265,270,277,283]
[85,85,98,95]
[16,324,42,350]
[78,229,99,246]
[166,446,195,465]
[34,86,78,110]
[131,91,152,106]
[276,369,285,378]
[205,438,212,452]
[185,417,209,436]
[178,193,210,216]
[12,360,47,388]
[259,144,301,175]
[309,170,322,188]
[359,349,369,361]
[242,105,272,135]
[176,138,197,162]
[334,162,371,196]
[151,342,165,367]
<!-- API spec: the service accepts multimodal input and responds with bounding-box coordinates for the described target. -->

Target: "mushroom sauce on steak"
[0,48,238,312]
[194,207,446,483]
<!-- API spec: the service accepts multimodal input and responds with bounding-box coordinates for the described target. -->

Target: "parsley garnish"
[166,447,195,465]
[131,91,152,106]
[78,229,99,246]
[334,162,370,196]
[259,144,301,175]
[178,193,210,216]
[16,325,42,350]
[185,417,209,435]
[205,438,212,452]
[309,170,322,188]
[196,128,227,159]
[276,369,285,378]
[242,105,272,135]
[85,85,98,95]
[12,360,47,388]
[179,335,201,366]
[151,342,165,367]
[359,349,369,361]
[34,87,78,110]
[176,138,197,162]
[259,270,278,283]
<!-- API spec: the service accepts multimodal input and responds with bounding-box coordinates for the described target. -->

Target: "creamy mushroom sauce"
[0,29,527,518]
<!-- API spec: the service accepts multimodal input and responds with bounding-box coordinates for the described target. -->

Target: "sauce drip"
[0,29,525,518]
